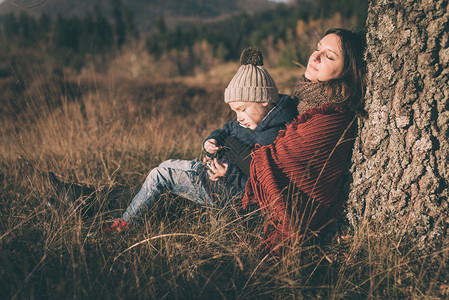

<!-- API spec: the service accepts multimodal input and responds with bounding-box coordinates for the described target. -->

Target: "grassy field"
[0,67,448,299]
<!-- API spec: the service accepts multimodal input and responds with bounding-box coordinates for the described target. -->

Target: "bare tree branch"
[7,0,48,9]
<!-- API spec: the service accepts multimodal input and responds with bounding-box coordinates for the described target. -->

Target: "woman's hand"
[204,158,228,181]
[204,139,222,154]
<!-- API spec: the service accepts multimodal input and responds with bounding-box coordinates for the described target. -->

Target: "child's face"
[304,33,344,82]
[228,101,272,130]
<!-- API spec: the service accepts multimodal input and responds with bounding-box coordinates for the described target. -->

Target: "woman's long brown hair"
[325,28,367,118]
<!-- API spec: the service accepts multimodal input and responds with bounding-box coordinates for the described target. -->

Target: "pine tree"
[110,0,126,49]
[2,13,19,39]
[93,5,113,52]
[124,9,139,41]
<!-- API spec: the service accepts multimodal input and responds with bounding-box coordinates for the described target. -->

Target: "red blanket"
[242,103,356,253]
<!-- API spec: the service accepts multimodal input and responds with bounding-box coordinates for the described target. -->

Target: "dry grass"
[0,68,448,299]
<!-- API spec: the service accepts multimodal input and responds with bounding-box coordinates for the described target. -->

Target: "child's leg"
[122,159,211,223]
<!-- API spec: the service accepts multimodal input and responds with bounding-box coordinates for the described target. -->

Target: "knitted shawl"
[242,77,356,253]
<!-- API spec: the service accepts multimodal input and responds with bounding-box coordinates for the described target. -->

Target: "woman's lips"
[308,64,318,71]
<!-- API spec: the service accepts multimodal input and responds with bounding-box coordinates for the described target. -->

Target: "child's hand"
[204,139,223,154]
[205,158,228,181]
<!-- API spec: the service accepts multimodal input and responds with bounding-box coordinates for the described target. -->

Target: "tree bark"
[346,0,449,249]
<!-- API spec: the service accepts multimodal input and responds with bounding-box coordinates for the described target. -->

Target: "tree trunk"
[346,0,449,249]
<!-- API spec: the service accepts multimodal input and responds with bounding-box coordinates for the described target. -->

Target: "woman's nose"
[311,51,321,63]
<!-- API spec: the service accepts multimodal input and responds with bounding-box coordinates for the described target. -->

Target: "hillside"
[0,0,277,34]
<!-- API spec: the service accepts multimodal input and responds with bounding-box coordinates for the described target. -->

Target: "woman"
[242,28,366,253]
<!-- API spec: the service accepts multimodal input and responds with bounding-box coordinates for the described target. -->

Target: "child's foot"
[48,172,77,206]
[47,172,95,207]
[100,220,130,235]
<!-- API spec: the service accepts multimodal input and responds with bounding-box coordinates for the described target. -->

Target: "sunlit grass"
[0,69,447,299]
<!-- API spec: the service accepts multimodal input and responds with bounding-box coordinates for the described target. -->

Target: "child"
[51,47,298,233]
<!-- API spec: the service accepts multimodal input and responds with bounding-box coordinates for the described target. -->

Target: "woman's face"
[304,33,344,82]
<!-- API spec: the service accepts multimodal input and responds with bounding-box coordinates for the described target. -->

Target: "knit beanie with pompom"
[224,47,278,103]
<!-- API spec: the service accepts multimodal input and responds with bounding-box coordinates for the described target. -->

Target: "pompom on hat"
[224,46,278,103]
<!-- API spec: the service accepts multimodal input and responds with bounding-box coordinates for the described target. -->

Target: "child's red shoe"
[100,220,130,235]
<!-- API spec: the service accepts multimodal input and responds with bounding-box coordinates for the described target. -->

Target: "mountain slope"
[0,0,276,34]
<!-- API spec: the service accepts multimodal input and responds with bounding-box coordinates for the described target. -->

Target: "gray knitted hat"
[224,47,278,103]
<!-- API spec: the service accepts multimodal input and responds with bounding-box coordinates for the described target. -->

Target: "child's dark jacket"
[202,94,298,200]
